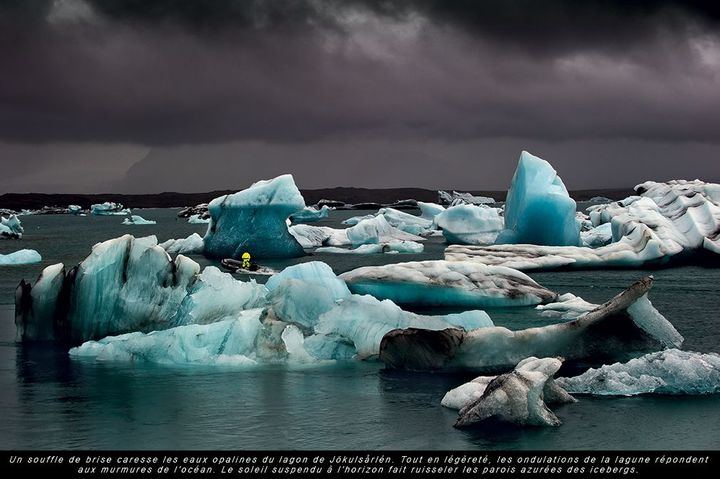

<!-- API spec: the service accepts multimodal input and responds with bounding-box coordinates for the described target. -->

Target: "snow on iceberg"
[0,249,42,265]
[451,357,575,428]
[497,151,580,247]
[448,179,720,270]
[557,349,720,396]
[1,214,24,239]
[339,260,557,308]
[289,205,331,223]
[435,204,504,245]
[346,215,424,246]
[315,241,423,254]
[379,276,683,372]
[122,215,157,225]
[159,233,204,255]
[91,202,130,216]
[15,235,266,343]
[203,174,306,259]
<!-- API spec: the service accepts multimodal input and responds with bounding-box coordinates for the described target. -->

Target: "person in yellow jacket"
[241,252,252,269]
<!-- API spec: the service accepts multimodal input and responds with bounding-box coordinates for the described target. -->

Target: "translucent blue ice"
[289,205,331,223]
[0,249,42,265]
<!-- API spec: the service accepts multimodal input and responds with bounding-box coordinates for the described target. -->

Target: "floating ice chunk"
[288,224,350,248]
[203,174,306,259]
[315,240,423,254]
[581,222,612,247]
[0,249,41,265]
[68,205,83,215]
[315,295,492,359]
[342,214,375,226]
[438,191,495,205]
[557,349,720,396]
[159,233,204,255]
[122,215,157,225]
[346,215,424,246]
[377,208,434,235]
[453,357,574,428]
[588,196,613,203]
[188,214,210,224]
[289,205,331,223]
[0,215,24,239]
[536,293,598,320]
[266,261,350,301]
[418,202,445,221]
[497,151,580,247]
[91,202,130,216]
[340,260,557,308]
[303,334,357,361]
[379,277,683,372]
[435,204,504,245]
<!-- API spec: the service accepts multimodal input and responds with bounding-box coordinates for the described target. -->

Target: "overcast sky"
[1,0,719,193]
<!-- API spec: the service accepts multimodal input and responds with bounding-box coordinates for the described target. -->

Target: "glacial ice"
[289,205,331,223]
[91,202,130,216]
[122,215,157,225]
[346,216,424,246]
[434,204,504,245]
[448,179,720,270]
[0,249,42,266]
[203,174,306,259]
[266,261,350,302]
[15,235,266,343]
[188,214,210,224]
[580,222,612,247]
[341,214,375,226]
[535,293,597,320]
[288,224,350,248]
[379,277,683,372]
[557,349,720,396]
[0,215,24,239]
[375,208,434,235]
[497,151,581,247]
[438,191,495,206]
[159,233,205,255]
[339,260,557,308]
[315,240,424,254]
[68,205,83,215]
[418,202,445,221]
[451,357,575,428]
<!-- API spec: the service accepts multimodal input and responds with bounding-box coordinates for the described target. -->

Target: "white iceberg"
[68,205,83,215]
[497,151,580,247]
[346,215,424,246]
[0,249,42,265]
[91,202,130,216]
[339,260,557,308]
[122,215,157,225]
[418,202,445,221]
[451,357,575,428]
[376,208,434,235]
[438,191,495,206]
[0,215,24,239]
[379,277,683,372]
[315,240,423,254]
[203,174,306,259]
[289,205,331,223]
[580,222,613,247]
[557,349,720,396]
[535,293,598,320]
[159,233,204,255]
[187,214,210,224]
[435,204,504,245]
[288,224,350,248]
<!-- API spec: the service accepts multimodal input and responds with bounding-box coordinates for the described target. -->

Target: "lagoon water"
[0,208,719,449]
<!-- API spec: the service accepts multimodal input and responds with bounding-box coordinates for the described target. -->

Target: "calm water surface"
[0,208,718,449]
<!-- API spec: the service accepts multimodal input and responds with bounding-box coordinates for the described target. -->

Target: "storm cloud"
[0,0,719,192]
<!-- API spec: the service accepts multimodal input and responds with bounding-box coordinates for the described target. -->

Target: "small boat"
[220,258,276,276]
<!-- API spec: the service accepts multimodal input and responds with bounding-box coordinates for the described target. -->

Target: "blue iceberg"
[435,204,504,245]
[289,205,331,223]
[0,249,42,265]
[122,215,157,225]
[0,214,24,239]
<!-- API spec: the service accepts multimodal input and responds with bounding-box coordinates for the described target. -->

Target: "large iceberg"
[451,357,575,428]
[203,174,306,259]
[339,260,557,308]
[15,235,266,343]
[557,349,720,396]
[122,215,156,225]
[379,276,683,372]
[289,206,331,223]
[435,204,504,245]
[159,233,204,255]
[0,249,42,265]
[497,151,580,247]
[0,215,24,239]
[91,202,130,216]
[447,179,720,270]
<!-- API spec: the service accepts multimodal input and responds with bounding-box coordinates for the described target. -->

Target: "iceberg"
[346,215,424,246]
[289,205,331,223]
[0,214,24,239]
[315,241,424,254]
[203,174,306,259]
[418,202,445,221]
[375,208,434,235]
[339,260,557,308]
[452,357,575,428]
[0,249,42,266]
[159,233,204,255]
[122,215,157,225]
[448,179,720,270]
[188,214,210,224]
[91,202,130,216]
[557,349,720,396]
[497,151,580,247]
[15,235,266,343]
[379,276,683,372]
[68,205,83,215]
[341,214,375,226]
[435,204,504,245]
[535,293,598,320]
[438,191,495,206]
[288,224,350,248]
[580,222,612,247]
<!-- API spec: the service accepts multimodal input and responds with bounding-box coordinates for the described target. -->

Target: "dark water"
[1,209,719,450]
